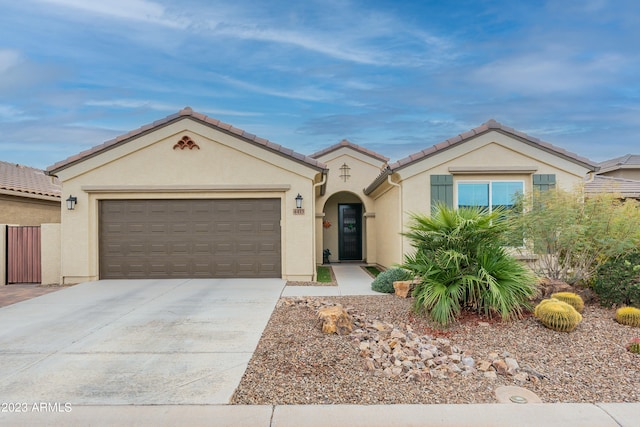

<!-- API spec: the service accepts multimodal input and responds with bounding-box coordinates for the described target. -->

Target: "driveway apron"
[0,278,284,405]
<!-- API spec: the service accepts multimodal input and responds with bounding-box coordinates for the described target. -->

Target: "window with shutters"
[456,180,524,212]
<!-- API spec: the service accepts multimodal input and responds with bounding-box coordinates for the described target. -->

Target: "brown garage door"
[99,199,281,279]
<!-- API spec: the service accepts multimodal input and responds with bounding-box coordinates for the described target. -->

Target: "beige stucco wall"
[313,147,386,264]
[369,182,402,269]
[54,119,320,283]
[0,194,60,225]
[41,223,61,285]
[372,131,594,268]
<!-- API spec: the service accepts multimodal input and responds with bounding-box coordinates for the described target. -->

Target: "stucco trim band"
[81,184,292,193]
[448,166,539,174]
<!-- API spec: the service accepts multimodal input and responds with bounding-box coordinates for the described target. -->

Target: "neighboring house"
[46,108,599,284]
[585,175,640,200]
[596,154,640,180]
[0,160,61,225]
[587,154,640,200]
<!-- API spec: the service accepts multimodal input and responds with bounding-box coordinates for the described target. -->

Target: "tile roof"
[364,119,598,195]
[309,139,390,162]
[585,175,640,199]
[597,154,640,174]
[387,119,597,172]
[47,107,327,174]
[0,160,61,199]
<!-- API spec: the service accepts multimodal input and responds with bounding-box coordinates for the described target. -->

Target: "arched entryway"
[321,191,366,263]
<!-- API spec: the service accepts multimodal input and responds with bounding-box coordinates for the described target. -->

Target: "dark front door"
[338,204,362,260]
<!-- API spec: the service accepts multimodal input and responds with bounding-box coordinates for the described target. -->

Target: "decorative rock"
[317,305,353,335]
[505,357,520,375]
[449,354,462,363]
[493,359,509,375]
[477,360,492,372]
[484,371,498,380]
[513,372,529,383]
[393,280,414,298]
[298,297,528,385]
[462,357,475,368]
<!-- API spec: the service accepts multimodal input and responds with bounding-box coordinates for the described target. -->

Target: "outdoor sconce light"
[295,193,303,209]
[66,195,77,210]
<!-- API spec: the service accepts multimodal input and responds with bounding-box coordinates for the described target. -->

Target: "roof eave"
[47,113,327,175]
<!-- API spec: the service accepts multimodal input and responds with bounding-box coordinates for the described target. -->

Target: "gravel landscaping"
[231,295,639,405]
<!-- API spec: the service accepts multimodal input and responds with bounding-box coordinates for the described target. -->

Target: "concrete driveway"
[0,278,284,405]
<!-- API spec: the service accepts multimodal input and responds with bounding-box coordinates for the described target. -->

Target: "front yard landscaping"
[231,295,639,404]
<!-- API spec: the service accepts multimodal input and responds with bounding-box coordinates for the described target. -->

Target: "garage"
[99,198,281,279]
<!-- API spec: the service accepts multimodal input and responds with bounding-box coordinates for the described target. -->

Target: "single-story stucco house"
[0,160,61,225]
[46,107,601,284]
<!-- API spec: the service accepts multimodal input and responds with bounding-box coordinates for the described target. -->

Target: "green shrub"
[551,292,584,313]
[593,251,640,308]
[510,189,640,284]
[534,298,582,332]
[403,204,537,326]
[371,268,412,293]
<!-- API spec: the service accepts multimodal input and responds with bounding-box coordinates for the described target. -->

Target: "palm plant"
[403,203,536,326]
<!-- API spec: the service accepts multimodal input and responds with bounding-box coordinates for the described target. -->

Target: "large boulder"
[317,305,353,335]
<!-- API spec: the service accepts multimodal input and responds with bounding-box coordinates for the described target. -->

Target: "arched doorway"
[322,191,366,262]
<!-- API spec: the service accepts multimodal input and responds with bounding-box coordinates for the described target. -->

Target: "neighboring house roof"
[0,160,61,200]
[364,119,598,195]
[309,139,390,162]
[596,154,640,174]
[47,107,327,174]
[585,175,640,199]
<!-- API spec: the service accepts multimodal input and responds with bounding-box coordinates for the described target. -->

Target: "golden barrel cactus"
[551,292,584,313]
[534,298,582,332]
[615,307,640,327]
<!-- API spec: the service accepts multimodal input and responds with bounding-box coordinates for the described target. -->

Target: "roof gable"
[0,160,61,200]
[310,139,389,163]
[47,107,326,174]
[364,119,598,195]
[388,119,596,171]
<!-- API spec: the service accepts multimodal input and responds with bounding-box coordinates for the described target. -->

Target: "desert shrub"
[371,268,412,293]
[509,188,640,284]
[534,298,582,332]
[593,250,640,307]
[615,307,640,327]
[551,292,584,313]
[627,338,640,354]
[403,204,537,326]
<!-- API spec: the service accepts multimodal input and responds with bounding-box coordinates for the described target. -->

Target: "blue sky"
[1,0,639,170]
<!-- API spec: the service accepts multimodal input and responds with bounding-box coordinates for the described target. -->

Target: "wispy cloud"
[35,0,189,28]
[472,51,626,94]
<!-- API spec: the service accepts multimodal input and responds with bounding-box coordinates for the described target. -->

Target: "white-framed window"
[456,180,524,211]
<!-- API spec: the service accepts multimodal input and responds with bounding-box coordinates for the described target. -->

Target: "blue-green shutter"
[430,175,453,209]
[533,174,556,191]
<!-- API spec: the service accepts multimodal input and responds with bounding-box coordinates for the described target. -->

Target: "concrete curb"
[1,403,638,427]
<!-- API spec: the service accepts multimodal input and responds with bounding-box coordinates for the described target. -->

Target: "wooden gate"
[7,226,41,284]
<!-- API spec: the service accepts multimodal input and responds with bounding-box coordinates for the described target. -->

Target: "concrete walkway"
[1,402,638,426]
[282,263,384,297]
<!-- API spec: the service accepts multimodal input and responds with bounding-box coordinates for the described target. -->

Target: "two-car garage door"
[99,199,281,279]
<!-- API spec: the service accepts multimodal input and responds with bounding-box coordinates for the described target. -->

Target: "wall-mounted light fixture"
[295,193,303,209]
[66,195,77,210]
